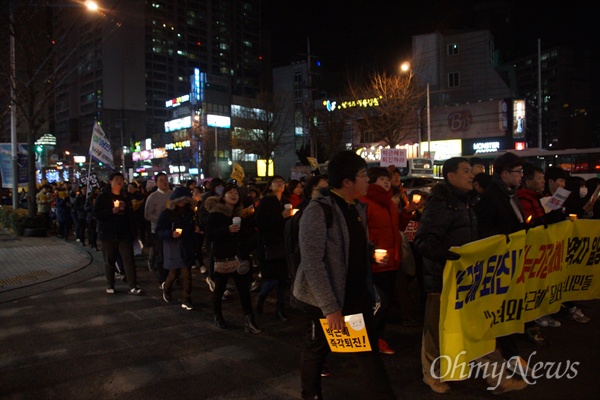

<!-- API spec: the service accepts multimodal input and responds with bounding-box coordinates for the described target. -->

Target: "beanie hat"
[170,186,192,201]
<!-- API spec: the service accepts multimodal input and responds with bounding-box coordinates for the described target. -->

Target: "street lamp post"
[10,6,18,210]
[401,62,431,158]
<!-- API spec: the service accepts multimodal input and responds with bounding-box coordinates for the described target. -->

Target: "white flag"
[88,122,114,167]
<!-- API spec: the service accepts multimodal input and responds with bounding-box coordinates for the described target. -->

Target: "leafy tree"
[346,71,422,147]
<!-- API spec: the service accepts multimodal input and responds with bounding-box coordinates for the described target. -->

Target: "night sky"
[262,1,597,76]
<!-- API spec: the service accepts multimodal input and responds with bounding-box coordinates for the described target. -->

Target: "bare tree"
[311,106,349,163]
[230,91,292,175]
[346,71,422,147]
[0,2,53,216]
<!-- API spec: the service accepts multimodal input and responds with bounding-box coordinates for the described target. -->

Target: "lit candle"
[291,208,299,216]
[113,200,120,208]
[175,228,183,234]
[374,249,387,263]
[568,214,577,221]
[412,194,421,204]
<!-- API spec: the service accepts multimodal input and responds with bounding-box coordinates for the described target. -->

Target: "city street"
[1,231,599,399]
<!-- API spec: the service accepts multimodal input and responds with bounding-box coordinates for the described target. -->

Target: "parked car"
[401,176,442,195]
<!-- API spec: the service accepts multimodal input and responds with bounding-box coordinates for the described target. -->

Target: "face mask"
[580,187,588,198]
[215,186,224,196]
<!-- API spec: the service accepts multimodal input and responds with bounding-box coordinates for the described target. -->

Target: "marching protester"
[293,150,398,400]
[144,172,172,288]
[254,175,292,321]
[155,186,198,311]
[416,156,527,394]
[204,184,261,333]
[93,172,142,295]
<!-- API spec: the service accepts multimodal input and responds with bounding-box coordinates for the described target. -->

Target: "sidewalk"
[0,227,94,302]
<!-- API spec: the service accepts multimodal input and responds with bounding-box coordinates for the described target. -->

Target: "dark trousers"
[258,278,286,305]
[372,270,397,338]
[148,233,167,283]
[299,305,397,400]
[164,267,192,302]
[213,271,253,316]
[101,238,137,290]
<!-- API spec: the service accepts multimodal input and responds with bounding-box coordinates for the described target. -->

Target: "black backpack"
[284,201,333,283]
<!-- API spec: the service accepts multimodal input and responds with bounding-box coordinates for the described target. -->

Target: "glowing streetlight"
[401,62,431,158]
[85,1,99,12]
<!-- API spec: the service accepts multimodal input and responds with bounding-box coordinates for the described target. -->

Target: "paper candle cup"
[374,249,387,263]
[175,228,183,234]
[113,200,120,208]
[232,217,241,225]
[412,194,421,204]
[284,204,292,211]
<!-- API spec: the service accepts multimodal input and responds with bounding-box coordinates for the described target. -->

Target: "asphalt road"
[1,237,599,399]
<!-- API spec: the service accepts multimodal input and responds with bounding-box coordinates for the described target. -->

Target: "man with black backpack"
[292,151,397,400]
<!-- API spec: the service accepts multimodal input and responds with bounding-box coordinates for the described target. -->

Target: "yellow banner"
[439,219,600,381]
[320,313,372,353]
[230,162,245,182]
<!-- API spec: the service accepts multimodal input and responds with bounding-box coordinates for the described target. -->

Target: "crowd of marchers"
[24,150,599,399]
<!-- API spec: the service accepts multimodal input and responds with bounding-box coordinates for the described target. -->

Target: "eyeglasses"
[509,169,524,174]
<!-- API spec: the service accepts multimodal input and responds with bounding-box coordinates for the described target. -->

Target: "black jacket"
[414,182,478,293]
[475,178,526,238]
[93,188,135,241]
[203,196,251,260]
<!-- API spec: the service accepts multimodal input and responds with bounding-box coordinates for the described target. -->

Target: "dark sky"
[262,1,597,75]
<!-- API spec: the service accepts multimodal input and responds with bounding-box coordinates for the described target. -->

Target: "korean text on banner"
[439,219,600,381]
[319,313,372,353]
[88,122,113,168]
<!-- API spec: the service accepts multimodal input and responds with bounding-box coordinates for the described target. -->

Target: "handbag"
[214,259,238,274]
[264,243,287,260]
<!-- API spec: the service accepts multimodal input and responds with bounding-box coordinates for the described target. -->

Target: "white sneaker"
[535,315,561,327]
[106,288,115,294]
[206,276,215,292]
[569,307,591,323]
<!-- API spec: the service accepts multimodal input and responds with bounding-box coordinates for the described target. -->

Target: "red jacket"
[517,187,545,223]
[361,184,401,273]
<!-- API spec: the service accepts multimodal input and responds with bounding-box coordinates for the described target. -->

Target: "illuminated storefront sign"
[165,140,191,151]
[164,116,192,132]
[207,114,231,128]
[473,141,501,153]
[513,99,526,139]
[165,94,190,108]
[322,96,381,112]
[131,147,168,162]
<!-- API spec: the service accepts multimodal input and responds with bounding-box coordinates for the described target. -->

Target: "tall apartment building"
[511,47,593,149]
[51,0,264,169]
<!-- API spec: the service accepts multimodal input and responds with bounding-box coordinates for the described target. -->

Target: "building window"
[448,72,460,88]
[447,43,459,56]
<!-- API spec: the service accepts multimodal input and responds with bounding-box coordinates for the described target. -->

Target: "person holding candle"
[155,186,198,311]
[204,184,261,333]
[293,151,398,400]
[93,172,142,295]
[360,167,413,355]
